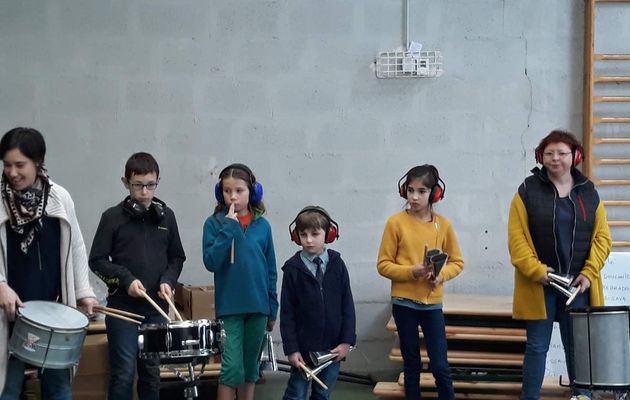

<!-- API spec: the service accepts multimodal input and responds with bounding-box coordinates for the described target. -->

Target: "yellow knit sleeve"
[508,193,548,282]
[376,218,416,282]
[439,219,464,282]
[581,202,612,282]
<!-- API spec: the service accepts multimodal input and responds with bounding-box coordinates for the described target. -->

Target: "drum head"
[19,301,88,330]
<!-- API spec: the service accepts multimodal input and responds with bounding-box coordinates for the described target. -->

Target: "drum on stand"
[138,318,225,400]
[138,319,224,364]
[9,301,89,369]
[571,306,630,390]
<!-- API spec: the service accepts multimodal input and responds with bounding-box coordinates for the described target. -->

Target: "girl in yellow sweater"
[377,164,464,400]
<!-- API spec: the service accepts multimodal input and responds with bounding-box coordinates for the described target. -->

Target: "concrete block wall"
[0,0,614,374]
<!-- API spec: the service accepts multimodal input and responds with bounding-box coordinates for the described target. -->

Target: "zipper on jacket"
[555,179,588,276]
[37,241,42,271]
[566,181,588,276]
[551,188,564,275]
[567,195,577,276]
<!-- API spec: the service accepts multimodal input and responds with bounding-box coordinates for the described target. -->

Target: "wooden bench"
[373,375,570,399]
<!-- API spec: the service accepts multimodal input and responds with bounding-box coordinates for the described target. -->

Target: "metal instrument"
[9,301,89,369]
[571,306,630,390]
[548,272,581,306]
[259,332,278,371]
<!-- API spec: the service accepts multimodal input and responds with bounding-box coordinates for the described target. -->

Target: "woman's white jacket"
[0,181,95,393]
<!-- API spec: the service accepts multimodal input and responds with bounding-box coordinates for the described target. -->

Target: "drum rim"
[574,380,630,390]
[139,320,212,330]
[570,305,630,314]
[13,318,88,334]
[17,301,89,330]
[8,351,81,369]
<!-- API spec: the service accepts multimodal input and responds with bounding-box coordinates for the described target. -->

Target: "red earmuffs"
[397,165,446,204]
[289,206,339,245]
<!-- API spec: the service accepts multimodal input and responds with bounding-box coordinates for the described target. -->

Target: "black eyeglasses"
[130,182,158,191]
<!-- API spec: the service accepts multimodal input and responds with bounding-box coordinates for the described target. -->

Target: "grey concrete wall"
[0,0,616,374]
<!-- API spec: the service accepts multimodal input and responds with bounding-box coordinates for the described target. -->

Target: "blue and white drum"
[9,301,89,369]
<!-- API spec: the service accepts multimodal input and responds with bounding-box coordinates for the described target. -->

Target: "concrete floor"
[255,372,377,400]
[160,371,378,399]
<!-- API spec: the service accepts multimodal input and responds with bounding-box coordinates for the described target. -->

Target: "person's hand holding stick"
[140,291,171,322]
[297,362,328,390]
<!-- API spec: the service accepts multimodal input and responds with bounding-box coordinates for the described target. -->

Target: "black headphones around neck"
[123,196,165,224]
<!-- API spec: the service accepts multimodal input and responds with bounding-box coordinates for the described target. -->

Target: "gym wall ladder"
[584,0,630,248]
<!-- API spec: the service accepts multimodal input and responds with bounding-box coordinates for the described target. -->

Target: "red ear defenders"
[397,165,446,204]
[289,206,340,245]
[534,145,583,166]
[214,163,264,206]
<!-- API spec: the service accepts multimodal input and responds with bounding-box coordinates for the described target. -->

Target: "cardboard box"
[23,376,40,400]
[72,374,108,400]
[76,334,109,376]
[72,333,110,399]
[174,282,185,308]
[180,285,215,320]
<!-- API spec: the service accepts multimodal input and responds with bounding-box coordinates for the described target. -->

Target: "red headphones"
[398,165,446,204]
[289,206,339,245]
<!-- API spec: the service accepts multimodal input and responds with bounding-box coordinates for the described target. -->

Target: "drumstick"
[97,309,142,325]
[140,291,171,322]
[566,284,583,306]
[230,239,235,264]
[298,362,328,390]
[164,295,184,321]
[93,305,145,320]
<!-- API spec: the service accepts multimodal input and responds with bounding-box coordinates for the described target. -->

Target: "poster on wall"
[545,252,630,377]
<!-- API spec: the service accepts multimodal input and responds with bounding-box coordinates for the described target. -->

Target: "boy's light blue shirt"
[299,248,329,277]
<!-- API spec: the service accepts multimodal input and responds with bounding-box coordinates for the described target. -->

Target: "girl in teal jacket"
[203,163,278,400]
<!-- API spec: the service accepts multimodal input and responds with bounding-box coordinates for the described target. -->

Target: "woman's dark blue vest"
[517,167,599,275]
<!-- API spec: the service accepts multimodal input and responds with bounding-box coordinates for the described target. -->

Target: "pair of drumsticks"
[297,362,328,390]
[94,291,184,324]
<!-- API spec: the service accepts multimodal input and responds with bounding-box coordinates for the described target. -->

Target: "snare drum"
[9,301,89,369]
[571,306,630,390]
[138,319,224,363]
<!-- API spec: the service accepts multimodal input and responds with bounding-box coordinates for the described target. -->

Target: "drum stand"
[591,391,630,400]
[165,359,208,400]
[561,376,630,400]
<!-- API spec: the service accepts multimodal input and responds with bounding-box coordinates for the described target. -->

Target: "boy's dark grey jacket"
[280,249,356,363]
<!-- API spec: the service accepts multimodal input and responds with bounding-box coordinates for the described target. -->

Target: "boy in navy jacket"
[280,206,356,400]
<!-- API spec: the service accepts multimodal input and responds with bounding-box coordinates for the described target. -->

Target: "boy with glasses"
[89,152,186,400]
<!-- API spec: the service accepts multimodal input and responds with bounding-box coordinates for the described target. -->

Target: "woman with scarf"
[0,127,97,400]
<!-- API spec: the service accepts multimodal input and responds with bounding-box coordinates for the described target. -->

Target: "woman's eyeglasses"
[542,151,571,159]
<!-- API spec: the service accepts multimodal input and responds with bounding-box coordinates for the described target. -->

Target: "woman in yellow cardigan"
[378,165,464,400]
[508,130,611,400]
